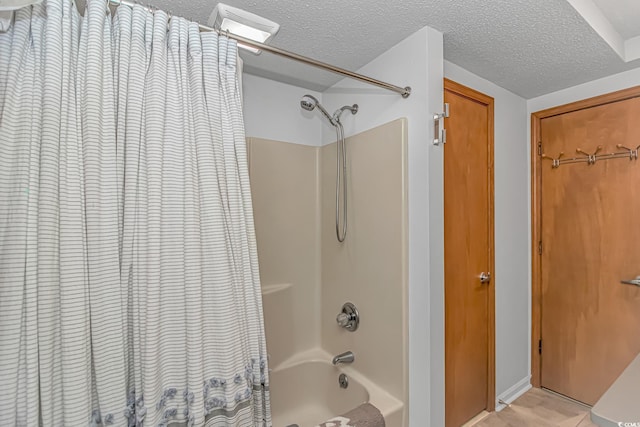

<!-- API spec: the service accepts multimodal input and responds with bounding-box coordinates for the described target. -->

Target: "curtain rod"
[108,0,411,98]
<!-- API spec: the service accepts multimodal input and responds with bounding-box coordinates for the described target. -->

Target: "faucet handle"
[336,312,350,327]
[336,302,359,332]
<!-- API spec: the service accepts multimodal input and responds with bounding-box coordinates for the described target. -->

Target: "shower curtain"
[0,0,270,426]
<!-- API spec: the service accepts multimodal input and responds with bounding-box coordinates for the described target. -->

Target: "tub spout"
[332,351,355,365]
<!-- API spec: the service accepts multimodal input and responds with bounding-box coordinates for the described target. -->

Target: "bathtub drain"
[339,373,349,389]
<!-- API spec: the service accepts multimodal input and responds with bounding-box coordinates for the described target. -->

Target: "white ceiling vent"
[208,3,279,55]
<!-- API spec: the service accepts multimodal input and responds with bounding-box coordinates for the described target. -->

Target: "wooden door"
[539,96,640,405]
[444,79,495,427]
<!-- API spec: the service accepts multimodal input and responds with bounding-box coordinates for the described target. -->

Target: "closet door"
[444,79,495,427]
[540,96,640,405]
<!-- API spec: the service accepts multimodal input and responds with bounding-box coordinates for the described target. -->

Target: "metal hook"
[576,146,602,165]
[542,151,564,168]
[616,144,640,160]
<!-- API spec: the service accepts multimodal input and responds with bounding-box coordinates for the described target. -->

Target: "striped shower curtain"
[0,0,271,426]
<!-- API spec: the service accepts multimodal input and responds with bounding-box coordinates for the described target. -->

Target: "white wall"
[527,67,640,113]
[242,74,323,146]
[323,27,445,427]
[444,61,531,405]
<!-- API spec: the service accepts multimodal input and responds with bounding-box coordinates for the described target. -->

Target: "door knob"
[479,272,491,284]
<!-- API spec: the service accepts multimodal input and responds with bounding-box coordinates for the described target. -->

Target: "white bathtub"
[268,349,404,427]
[270,360,368,426]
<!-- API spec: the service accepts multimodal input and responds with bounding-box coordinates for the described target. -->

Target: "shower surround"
[247,119,408,427]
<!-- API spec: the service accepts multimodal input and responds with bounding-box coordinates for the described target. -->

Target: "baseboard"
[495,376,532,412]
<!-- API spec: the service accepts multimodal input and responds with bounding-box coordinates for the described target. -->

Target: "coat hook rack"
[542,144,640,169]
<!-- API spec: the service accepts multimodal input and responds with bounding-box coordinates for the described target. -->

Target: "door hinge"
[433,103,449,146]
[537,141,542,156]
[539,339,542,355]
[538,241,542,255]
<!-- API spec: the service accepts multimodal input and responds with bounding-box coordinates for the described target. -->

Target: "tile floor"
[470,388,598,427]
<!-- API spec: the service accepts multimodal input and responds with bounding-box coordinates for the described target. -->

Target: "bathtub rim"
[269,347,404,425]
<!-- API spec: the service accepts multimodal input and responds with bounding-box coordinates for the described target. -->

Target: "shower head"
[300,94,336,125]
[300,95,318,111]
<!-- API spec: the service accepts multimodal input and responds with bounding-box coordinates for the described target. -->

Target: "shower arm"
[333,104,359,122]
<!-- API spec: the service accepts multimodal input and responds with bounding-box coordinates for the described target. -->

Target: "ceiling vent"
[208,3,280,55]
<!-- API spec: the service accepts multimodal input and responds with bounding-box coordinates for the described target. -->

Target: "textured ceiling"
[135,0,640,98]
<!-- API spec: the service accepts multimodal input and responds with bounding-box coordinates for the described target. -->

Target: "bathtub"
[268,349,404,427]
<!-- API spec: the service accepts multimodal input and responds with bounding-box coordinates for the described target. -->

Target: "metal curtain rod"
[108,0,412,98]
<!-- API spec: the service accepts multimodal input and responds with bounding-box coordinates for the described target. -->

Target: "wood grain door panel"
[540,97,640,405]
[444,80,495,427]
